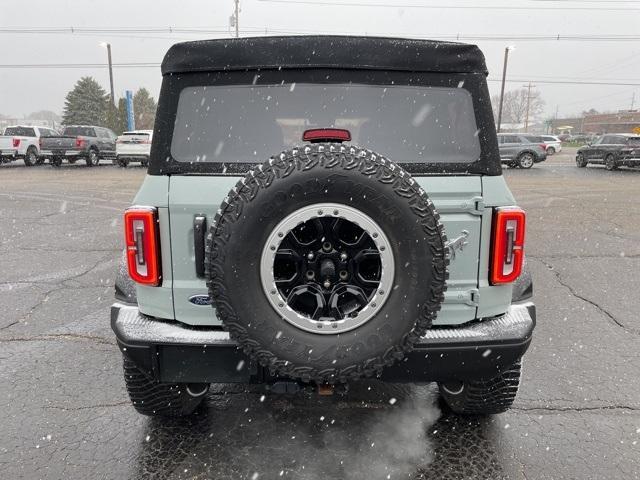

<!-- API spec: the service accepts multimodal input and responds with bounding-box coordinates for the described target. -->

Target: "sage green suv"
[111,36,535,417]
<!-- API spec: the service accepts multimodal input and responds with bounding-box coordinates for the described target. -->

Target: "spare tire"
[205,144,448,383]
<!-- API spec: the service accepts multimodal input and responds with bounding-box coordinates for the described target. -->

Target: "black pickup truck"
[41,125,117,166]
[576,133,640,170]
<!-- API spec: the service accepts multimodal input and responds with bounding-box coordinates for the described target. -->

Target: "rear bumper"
[0,149,18,158]
[111,301,535,384]
[41,149,85,157]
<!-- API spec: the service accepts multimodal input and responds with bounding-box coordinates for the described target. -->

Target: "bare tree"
[492,88,545,124]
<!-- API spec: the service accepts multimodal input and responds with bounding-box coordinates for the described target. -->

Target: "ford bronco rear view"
[111,36,535,417]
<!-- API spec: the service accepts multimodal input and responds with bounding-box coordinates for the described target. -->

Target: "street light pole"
[101,43,115,106]
[497,46,514,133]
[234,0,240,38]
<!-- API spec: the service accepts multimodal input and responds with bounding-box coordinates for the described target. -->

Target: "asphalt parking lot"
[1,149,639,479]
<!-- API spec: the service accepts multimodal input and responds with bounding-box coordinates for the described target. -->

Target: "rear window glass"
[4,127,35,136]
[63,127,95,137]
[627,137,640,146]
[171,84,481,165]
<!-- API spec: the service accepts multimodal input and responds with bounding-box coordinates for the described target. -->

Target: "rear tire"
[23,147,38,167]
[576,153,587,168]
[86,148,99,167]
[517,152,535,169]
[116,156,129,168]
[50,156,62,167]
[122,357,208,417]
[605,154,618,171]
[546,146,555,155]
[439,362,521,415]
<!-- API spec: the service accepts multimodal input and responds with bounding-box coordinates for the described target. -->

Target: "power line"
[256,0,640,10]
[0,63,160,69]
[0,62,638,87]
[487,78,640,86]
[2,27,640,42]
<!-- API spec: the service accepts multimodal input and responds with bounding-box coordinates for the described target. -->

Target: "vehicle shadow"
[129,382,509,480]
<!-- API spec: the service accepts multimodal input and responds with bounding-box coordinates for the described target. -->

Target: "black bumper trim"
[111,302,535,383]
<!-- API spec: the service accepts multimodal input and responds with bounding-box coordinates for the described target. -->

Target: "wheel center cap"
[319,258,336,283]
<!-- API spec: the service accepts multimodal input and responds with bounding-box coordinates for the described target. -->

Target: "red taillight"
[540,143,547,151]
[124,207,161,286]
[75,137,86,148]
[303,128,351,143]
[490,207,526,285]
[12,138,20,148]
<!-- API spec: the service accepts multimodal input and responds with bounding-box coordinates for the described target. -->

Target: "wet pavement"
[1,151,639,479]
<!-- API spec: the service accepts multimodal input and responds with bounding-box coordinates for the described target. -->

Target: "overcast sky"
[1,0,639,120]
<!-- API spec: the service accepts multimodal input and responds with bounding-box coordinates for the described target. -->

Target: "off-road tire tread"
[205,143,448,384]
[441,362,521,415]
[122,357,204,417]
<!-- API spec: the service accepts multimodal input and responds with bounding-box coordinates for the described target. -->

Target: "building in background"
[551,111,640,135]
[0,118,59,131]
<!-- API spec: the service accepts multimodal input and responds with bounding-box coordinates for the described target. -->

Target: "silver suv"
[498,133,548,168]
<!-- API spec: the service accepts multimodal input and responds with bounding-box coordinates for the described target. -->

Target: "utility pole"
[100,43,115,106]
[497,45,515,133]
[234,0,239,38]
[106,44,115,106]
[523,81,536,132]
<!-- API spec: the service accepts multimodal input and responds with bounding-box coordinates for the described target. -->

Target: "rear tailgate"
[116,133,152,156]
[168,175,483,327]
[41,136,76,153]
[0,136,16,154]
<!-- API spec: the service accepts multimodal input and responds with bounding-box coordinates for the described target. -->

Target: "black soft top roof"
[161,35,487,76]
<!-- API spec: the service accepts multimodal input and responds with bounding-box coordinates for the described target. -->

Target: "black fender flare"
[115,250,137,304]
[512,258,533,302]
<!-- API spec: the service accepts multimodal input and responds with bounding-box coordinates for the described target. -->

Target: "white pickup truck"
[0,125,59,166]
[115,130,153,167]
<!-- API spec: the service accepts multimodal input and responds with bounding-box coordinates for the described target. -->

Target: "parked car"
[576,133,640,170]
[540,135,562,154]
[40,125,117,167]
[0,125,59,166]
[497,133,547,168]
[112,36,535,417]
[115,130,153,167]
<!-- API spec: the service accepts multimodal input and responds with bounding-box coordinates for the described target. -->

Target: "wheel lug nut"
[323,279,331,289]
[340,252,347,261]
[322,242,332,252]
[339,270,348,280]
[306,270,315,280]
[307,252,314,260]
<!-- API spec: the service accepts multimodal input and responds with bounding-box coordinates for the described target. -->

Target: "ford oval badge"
[189,295,212,306]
